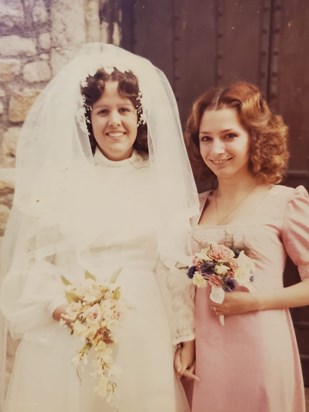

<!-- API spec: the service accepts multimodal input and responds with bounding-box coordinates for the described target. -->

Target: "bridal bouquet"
[61,268,124,403]
[187,242,255,325]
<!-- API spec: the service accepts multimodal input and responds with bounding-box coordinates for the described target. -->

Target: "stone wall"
[0,0,122,237]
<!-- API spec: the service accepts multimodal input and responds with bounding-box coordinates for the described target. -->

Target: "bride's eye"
[97,108,109,116]
[119,106,133,114]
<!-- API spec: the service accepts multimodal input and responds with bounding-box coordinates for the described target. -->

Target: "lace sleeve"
[156,259,195,345]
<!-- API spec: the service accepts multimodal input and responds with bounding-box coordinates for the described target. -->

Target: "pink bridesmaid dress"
[191,185,309,412]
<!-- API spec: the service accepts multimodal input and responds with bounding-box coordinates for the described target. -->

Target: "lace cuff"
[156,260,195,345]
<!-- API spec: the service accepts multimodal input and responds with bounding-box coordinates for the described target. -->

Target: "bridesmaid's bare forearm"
[256,278,309,311]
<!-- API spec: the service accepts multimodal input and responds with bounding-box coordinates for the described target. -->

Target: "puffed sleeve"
[282,185,309,280]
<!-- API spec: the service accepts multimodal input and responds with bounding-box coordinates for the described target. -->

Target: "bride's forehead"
[93,82,133,105]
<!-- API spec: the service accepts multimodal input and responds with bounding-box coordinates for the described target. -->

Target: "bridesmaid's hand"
[174,340,199,381]
[211,291,259,316]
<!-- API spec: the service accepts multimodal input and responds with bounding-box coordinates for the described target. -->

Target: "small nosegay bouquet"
[187,242,255,325]
[60,268,125,404]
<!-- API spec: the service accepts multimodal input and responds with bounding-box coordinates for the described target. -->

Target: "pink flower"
[208,243,235,262]
[208,274,223,287]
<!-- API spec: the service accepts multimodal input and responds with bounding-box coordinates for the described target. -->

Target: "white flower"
[214,264,229,275]
[192,272,207,288]
[196,249,212,261]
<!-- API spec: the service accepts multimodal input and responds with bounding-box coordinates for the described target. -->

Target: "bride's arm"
[0,227,68,338]
[156,259,195,344]
[156,259,199,379]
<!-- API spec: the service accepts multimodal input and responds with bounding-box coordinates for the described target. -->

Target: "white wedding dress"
[3,150,193,412]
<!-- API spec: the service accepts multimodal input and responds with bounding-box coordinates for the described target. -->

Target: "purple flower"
[223,277,236,292]
[187,266,197,279]
[232,248,241,258]
[200,262,216,275]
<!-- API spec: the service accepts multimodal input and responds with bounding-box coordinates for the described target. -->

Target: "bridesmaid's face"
[198,107,251,180]
[91,81,138,161]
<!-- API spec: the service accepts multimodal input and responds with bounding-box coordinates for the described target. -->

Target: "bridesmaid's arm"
[255,277,309,310]
[212,278,309,316]
[213,186,309,316]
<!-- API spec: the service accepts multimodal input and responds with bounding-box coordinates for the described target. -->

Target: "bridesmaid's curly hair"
[81,68,148,155]
[185,81,289,185]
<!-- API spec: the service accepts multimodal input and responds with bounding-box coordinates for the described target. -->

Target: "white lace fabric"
[156,260,195,344]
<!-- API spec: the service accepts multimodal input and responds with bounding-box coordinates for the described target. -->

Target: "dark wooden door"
[120,0,309,384]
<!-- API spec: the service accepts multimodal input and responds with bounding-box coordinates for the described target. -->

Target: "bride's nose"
[108,110,121,126]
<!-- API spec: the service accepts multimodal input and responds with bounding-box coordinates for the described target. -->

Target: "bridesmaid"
[185,81,309,412]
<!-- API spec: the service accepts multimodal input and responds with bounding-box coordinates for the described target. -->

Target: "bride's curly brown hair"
[81,68,148,155]
[185,81,289,185]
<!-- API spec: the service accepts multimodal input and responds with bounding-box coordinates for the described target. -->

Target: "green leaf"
[61,275,72,286]
[65,290,80,303]
[84,270,96,281]
[113,287,121,300]
[109,267,123,283]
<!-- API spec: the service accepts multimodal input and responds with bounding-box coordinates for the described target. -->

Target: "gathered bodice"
[191,185,309,292]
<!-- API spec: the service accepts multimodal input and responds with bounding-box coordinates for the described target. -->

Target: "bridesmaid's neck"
[215,175,258,199]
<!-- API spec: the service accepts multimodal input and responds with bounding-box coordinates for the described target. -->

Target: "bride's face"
[91,81,138,161]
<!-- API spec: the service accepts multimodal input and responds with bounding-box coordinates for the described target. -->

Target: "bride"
[0,43,199,412]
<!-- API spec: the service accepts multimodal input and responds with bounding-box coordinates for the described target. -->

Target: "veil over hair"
[0,43,199,406]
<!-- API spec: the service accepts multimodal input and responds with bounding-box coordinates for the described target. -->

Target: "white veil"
[0,43,199,408]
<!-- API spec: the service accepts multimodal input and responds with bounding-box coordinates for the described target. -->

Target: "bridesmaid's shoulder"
[270,184,308,196]
[269,184,308,203]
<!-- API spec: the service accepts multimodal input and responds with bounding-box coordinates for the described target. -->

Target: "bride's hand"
[174,340,199,381]
[52,304,70,323]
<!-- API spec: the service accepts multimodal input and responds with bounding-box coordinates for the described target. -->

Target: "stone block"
[38,33,51,50]
[0,36,36,57]
[0,169,15,212]
[0,0,24,28]
[23,60,51,83]
[2,127,20,167]
[0,59,21,81]
[0,203,10,236]
[50,0,86,74]
[85,0,100,42]
[8,89,40,123]
[32,0,48,24]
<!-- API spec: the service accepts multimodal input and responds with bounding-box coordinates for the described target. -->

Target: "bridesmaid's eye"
[225,133,237,140]
[200,135,212,142]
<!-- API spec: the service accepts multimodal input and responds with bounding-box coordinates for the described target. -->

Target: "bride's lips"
[105,131,126,140]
